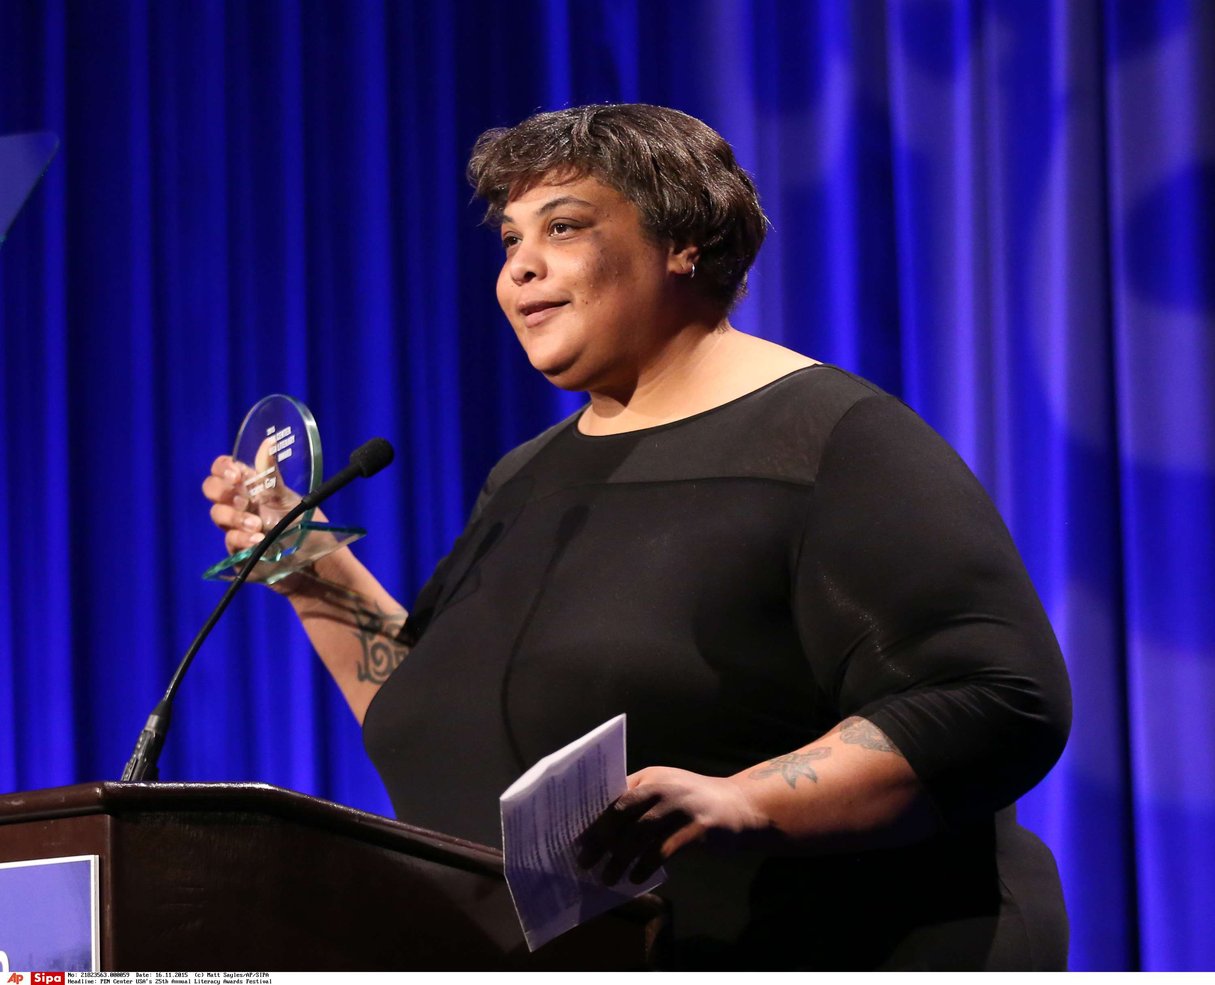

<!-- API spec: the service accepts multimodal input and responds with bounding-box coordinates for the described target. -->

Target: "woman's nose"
[508,239,544,285]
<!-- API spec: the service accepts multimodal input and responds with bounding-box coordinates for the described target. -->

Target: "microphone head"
[350,437,395,477]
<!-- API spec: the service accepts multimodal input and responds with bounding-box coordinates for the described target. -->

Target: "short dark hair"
[467,104,768,311]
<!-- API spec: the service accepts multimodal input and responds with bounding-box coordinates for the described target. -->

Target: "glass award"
[203,394,366,585]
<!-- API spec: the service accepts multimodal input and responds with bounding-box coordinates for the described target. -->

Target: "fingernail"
[249,532,265,544]
[233,495,248,511]
[242,515,262,531]
[224,468,239,482]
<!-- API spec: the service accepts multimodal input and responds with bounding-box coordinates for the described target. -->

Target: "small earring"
[689,262,697,279]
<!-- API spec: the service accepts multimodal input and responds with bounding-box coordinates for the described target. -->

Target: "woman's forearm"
[285,547,410,724]
[729,717,939,854]
[580,717,940,885]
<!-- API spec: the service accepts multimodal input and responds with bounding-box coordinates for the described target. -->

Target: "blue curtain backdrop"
[1,0,1212,971]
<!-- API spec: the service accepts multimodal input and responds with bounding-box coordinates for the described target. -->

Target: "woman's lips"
[521,301,568,328]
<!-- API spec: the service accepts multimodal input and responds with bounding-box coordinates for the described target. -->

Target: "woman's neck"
[579,326,818,436]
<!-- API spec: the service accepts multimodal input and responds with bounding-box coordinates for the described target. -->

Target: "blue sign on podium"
[0,855,99,972]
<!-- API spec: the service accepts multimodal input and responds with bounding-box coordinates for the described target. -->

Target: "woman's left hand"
[576,766,770,885]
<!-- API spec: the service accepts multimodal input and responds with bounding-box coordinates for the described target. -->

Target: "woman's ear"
[668,243,700,278]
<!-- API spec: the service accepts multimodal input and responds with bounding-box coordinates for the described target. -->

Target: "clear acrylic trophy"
[203,394,367,585]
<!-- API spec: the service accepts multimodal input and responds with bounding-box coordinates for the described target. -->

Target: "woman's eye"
[501,233,520,251]
[550,222,574,236]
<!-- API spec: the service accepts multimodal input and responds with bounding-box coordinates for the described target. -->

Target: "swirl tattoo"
[750,748,832,788]
[351,605,409,684]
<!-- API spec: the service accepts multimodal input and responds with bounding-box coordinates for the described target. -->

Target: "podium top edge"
[0,779,504,874]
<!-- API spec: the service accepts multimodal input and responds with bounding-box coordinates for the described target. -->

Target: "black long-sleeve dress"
[363,365,1072,969]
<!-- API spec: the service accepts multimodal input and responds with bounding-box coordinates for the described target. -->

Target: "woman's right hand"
[202,455,268,556]
[202,452,332,595]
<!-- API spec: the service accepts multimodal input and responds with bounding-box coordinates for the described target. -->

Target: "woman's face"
[495,176,689,396]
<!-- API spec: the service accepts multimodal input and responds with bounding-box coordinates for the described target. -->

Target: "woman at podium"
[203,104,1071,970]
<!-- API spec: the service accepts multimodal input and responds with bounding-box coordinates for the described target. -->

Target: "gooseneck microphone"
[120,437,395,782]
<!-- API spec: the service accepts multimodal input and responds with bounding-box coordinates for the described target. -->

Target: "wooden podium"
[0,782,665,970]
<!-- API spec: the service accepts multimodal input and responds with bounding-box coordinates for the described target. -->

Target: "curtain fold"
[2,0,1211,970]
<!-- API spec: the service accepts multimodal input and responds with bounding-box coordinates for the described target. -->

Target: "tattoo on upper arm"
[351,605,409,684]
[839,716,903,756]
[749,748,832,788]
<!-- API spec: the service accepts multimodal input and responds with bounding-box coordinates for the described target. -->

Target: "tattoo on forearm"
[839,716,903,756]
[750,748,832,788]
[292,568,410,685]
[351,605,409,684]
